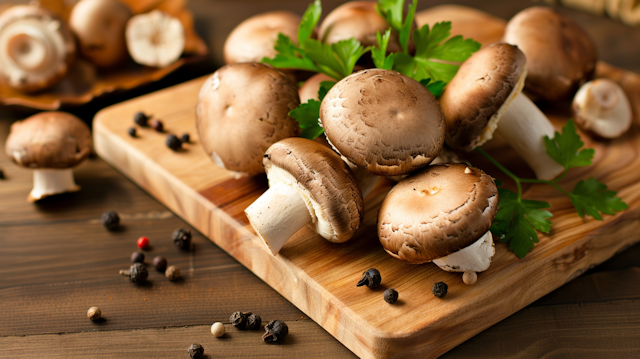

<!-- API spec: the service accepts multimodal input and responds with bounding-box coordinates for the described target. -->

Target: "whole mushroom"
[5,112,92,202]
[572,79,632,139]
[298,72,335,103]
[126,10,185,68]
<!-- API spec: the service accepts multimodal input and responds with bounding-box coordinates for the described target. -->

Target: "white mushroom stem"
[29,168,80,201]
[433,231,495,272]
[245,182,312,255]
[347,164,379,198]
[496,93,565,181]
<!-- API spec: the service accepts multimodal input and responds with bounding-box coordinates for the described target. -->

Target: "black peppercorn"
[119,263,148,284]
[247,313,262,330]
[432,282,448,298]
[356,268,381,288]
[150,119,163,132]
[0,168,5,179]
[134,112,150,126]
[166,134,182,151]
[172,228,192,250]
[128,127,137,137]
[187,343,204,359]
[384,288,398,304]
[230,311,251,329]
[131,251,145,264]
[101,211,120,231]
[262,320,288,343]
[180,133,190,143]
[153,256,167,272]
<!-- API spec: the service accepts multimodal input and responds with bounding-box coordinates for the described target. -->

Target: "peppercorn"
[131,251,145,264]
[247,313,262,330]
[230,311,251,329]
[262,320,288,343]
[187,343,204,359]
[384,288,398,304]
[172,228,192,250]
[87,307,101,321]
[128,127,137,137]
[150,119,163,132]
[356,268,381,288]
[166,134,182,151]
[180,133,190,143]
[153,256,167,272]
[432,281,448,298]
[137,236,150,250]
[211,322,225,337]
[165,265,180,281]
[0,169,5,179]
[134,112,150,126]
[119,262,148,284]
[101,211,120,231]
[463,271,477,285]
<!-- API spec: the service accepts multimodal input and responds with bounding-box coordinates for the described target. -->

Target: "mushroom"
[245,138,364,255]
[0,4,76,92]
[125,10,185,67]
[378,163,498,275]
[502,6,597,102]
[196,63,300,177]
[69,0,131,68]
[224,11,302,65]
[298,72,334,103]
[5,111,92,202]
[439,43,565,181]
[572,79,632,139]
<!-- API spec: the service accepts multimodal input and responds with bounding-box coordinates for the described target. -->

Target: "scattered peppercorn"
[165,265,180,281]
[262,320,288,343]
[166,134,182,151]
[211,322,225,337]
[128,127,137,137]
[247,313,262,330]
[131,251,145,264]
[150,119,163,132]
[180,133,190,143]
[153,256,167,272]
[172,228,192,250]
[463,271,477,285]
[119,263,148,284]
[134,112,150,126]
[87,307,101,321]
[0,169,5,179]
[137,236,150,250]
[384,288,398,304]
[101,211,120,231]
[432,282,448,298]
[356,268,381,288]
[187,343,204,359]
[230,311,250,329]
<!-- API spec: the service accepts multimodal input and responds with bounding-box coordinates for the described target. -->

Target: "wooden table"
[1,0,640,358]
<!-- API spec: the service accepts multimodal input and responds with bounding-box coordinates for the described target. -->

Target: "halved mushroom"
[0,5,76,92]
[196,63,300,177]
[69,0,131,68]
[245,138,364,255]
[125,10,185,67]
[572,79,632,139]
[378,164,498,276]
[5,112,92,202]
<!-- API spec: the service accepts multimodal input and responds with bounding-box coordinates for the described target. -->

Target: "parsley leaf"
[570,178,629,220]
[298,0,322,46]
[544,119,594,169]
[376,0,418,53]
[289,81,335,140]
[303,38,370,79]
[372,30,395,70]
[419,78,445,98]
[262,34,319,72]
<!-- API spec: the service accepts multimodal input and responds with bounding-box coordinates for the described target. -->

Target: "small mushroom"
[572,79,632,139]
[5,112,92,202]
[439,43,565,181]
[502,6,597,102]
[378,164,498,274]
[196,63,300,177]
[69,0,132,68]
[125,10,185,67]
[245,138,364,255]
[0,5,76,92]
[298,72,334,103]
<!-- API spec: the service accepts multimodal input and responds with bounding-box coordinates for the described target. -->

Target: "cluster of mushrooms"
[0,0,186,93]
[195,3,633,282]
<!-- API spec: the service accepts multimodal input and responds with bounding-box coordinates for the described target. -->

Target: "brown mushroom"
[298,72,334,103]
[69,0,131,68]
[0,5,76,92]
[572,79,632,139]
[5,112,92,202]
[245,138,364,255]
[126,10,185,67]
[502,6,597,102]
[196,63,300,177]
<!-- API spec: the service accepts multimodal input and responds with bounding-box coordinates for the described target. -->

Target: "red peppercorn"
[137,236,150,250]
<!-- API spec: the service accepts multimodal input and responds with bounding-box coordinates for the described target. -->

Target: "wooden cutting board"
[93,5,640,359]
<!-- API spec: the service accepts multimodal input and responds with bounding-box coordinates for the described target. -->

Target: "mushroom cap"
[196,63,300,176]
[264,137,364,243]
[224,11,302,65]
[5,111,92,169]
[503,6,597,102]
[0,5,76,92]
[439,43,526,152]
[298,72,334,103]
[572,79,632,139]
[378,163,498,264]
[69,0,132,68]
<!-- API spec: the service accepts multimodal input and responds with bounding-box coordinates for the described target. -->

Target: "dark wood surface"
[1,0,640,358]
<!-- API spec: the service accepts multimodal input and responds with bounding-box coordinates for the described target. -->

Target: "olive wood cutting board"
[93,5,640,359]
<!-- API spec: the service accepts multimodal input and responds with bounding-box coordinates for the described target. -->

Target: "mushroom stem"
[245,182,312,255]
[432,231,495,272]
[29,168,80,202]
[496,93,565,181]
[347,165,379,198]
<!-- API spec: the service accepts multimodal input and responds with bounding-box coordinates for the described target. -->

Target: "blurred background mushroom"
[125,9,185,68]
[572,78,632,139]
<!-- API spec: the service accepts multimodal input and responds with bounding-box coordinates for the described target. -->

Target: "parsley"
[478,119,628,258]
[375,0,417,54]
[289,81,335,139]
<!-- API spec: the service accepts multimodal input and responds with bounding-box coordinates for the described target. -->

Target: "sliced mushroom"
[5,112,92,202]
[245,138,364,255]
[439,43,565,181]
[196,63,300,177]
[125,10,185,67]
[0,5,76,92]
[572,79,632,139]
